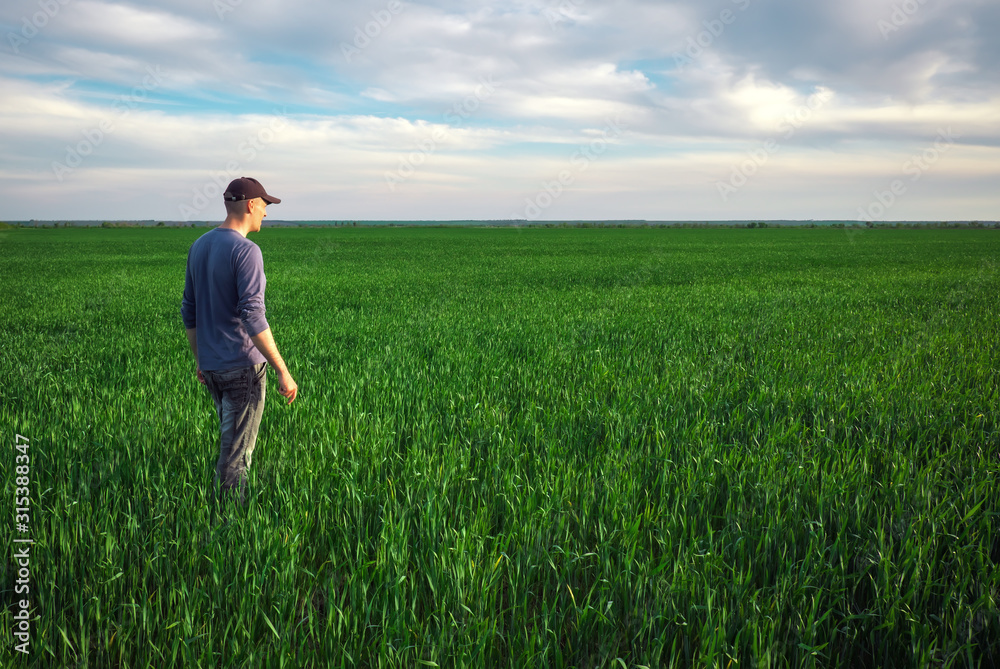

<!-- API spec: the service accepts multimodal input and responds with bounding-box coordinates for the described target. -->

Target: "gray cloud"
[1,0,997,220]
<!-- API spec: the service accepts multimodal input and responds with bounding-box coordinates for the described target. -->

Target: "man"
[181,176,298,504]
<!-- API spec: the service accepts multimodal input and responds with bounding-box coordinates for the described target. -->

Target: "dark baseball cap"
[223,177,281,205]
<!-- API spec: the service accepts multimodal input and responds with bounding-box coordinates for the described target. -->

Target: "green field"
[1,226,998,668]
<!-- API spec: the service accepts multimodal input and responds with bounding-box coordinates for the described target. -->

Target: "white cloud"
[0,0,998,220]
[62,0,219,46]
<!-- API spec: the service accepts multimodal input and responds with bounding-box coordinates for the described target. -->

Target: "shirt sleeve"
[180,245,197,329]
[235,243,269,337]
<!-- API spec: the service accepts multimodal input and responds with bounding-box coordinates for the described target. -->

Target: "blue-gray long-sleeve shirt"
[181,227,269,371]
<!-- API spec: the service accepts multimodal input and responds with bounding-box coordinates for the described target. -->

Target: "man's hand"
[250,327,297,404]
[278,371,298,404]
[186,328,203,385]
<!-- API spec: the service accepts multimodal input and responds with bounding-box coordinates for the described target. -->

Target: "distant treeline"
[3,219,998,229]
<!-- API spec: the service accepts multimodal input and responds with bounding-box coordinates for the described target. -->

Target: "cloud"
[0,0,998,220]
[65,0,218,46]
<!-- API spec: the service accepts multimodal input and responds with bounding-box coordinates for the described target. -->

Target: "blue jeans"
[202,363,266,502]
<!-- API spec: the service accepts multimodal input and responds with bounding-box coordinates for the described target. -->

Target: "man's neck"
[219,218,251,237]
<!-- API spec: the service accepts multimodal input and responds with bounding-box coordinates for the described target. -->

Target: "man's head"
[224,177,281,206]
[222,177,280,234]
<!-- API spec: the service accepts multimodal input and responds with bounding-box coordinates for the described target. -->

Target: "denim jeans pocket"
[246,363,265,406]
[206,366,252,407]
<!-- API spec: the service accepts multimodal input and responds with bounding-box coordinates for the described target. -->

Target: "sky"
[0,0,998,222]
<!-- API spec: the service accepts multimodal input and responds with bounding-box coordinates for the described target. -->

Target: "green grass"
[1,226,998,668]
